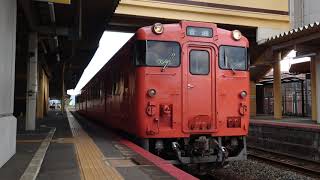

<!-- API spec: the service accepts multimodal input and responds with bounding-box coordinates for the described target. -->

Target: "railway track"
[247,147,320,178]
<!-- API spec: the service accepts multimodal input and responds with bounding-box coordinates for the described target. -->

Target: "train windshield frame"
[219,46,248,71]
[135,40,181,67]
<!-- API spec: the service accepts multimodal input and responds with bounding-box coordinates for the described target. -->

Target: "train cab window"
[189,50,210,75]
[219,46,247,71]
[135,40,180,67]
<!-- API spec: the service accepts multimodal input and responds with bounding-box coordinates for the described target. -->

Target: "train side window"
[135,41,146,66]
[189,50,210,75]
[100,81,104,102]
[112,74,117,95]
[112,71,122,95]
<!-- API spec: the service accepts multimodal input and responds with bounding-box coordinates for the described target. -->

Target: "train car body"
[77,21,249,171]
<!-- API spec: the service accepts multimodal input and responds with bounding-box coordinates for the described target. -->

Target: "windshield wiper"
[229,62,236,74]
[224,50,236,74]
[161,49,175,72]
[161,60,170,72]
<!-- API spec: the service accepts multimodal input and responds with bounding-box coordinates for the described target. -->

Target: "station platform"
[251,115,319,130]
[0,110,197,180]
[248,116,320,163]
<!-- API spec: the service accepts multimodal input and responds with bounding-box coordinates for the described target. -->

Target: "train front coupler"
[171,136,229,165]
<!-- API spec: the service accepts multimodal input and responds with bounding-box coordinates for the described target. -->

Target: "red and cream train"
[76,21,249,171]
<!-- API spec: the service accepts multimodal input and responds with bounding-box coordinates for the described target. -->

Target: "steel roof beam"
[36,26,69,36]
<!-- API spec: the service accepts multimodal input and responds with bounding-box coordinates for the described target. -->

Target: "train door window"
[112,71,121,95]
[189,50,210,75]
[100,81,104,103]
[116,72,124,95]
[112,73,116,95]
[89,87,92,100]
[106,73,112,95]
[97,81,100,98]
[94,82,99,99]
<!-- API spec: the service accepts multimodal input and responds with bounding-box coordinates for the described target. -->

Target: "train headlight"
[152,23,164,34]
[240,91,247,98]
[232,30,242,41]
[147,89,157,97]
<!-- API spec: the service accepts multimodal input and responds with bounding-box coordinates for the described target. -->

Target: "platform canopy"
[289,61,311,74]
[250,21,320,122]
[17,0,120,97]
[250,22,320,81]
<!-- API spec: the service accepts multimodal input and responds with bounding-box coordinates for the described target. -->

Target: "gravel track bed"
[206,159,318,180]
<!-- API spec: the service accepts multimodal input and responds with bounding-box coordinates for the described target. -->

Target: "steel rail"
[247,147,320,177]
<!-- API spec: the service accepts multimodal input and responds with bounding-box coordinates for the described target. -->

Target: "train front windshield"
[135,41,181,67]
[219,46,248,71]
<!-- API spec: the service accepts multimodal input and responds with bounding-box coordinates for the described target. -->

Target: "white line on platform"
[19,127,56,180]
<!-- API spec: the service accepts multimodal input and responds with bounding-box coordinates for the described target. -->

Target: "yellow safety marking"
[67,111,123,180]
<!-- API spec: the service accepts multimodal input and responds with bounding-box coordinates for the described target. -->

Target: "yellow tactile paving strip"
[67,111,124,180]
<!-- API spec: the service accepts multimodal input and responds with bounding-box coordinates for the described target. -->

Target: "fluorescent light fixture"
[67,89,80,96]
[73,31,134,95]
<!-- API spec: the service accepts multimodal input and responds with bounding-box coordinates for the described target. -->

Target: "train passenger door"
[183,45,216,133]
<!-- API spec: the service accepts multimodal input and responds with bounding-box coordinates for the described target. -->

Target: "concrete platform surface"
[0,142,41,180]
[252,115,316,123]
[0,110,197,180]
[251,117,320,131]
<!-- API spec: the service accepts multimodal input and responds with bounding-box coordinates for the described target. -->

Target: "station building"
[0,0,290,168]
